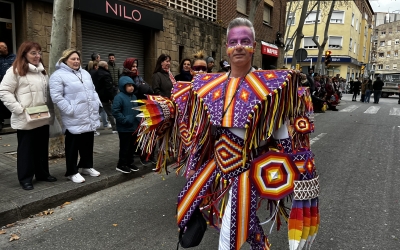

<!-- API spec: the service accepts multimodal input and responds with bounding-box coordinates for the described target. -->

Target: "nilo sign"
[106,0,141,21]
[261,41,279,57]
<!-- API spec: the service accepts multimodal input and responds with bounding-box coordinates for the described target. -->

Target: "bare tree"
[291,0,310,67]
[248,0,263,24]
[48,0,74,158]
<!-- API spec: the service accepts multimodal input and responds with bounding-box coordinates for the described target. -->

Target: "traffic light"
[325,50,332,68]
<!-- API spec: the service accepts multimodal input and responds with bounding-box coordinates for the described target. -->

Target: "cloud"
[370,0,400,13]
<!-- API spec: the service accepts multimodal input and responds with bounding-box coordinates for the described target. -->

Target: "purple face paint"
[226,26,255,56]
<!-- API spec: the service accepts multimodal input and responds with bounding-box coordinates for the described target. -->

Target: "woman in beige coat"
[0,41,56,190]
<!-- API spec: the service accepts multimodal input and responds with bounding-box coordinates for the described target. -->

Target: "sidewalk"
[0,128,154,227]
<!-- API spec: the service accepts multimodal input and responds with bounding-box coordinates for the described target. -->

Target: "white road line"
[310,133,327,145]
[389,107,400,116]
[339,105,360,112]
[364,106,380,114]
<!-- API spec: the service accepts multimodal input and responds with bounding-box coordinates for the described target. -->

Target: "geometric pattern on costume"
[290,150,315,177]
[214,127,250,179]
[275,137,293,153]
[192,71,289,128]
[250,151,301,200]
[294,176,320,200]
[177,159,218,228]
[294,116,314,134]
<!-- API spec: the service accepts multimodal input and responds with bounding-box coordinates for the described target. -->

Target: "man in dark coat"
[93,61,117,132]
[352,78,361,101]
[0,42,15,131]
[372,77,384,104]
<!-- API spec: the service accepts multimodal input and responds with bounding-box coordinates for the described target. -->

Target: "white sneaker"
[81,168,100,177]
[68,173,85,183]
[94,131,100,136]
[107,123,112,129]
[112,131,118,134]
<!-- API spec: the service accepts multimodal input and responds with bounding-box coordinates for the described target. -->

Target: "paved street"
[1,94,400,249]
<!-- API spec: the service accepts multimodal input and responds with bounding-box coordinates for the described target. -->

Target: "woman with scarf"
[174,58,193,82]
[151,54,175,98]
[120,58,153,100]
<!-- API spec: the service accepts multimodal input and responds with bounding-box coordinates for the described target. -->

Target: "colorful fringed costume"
[134,70,320,250]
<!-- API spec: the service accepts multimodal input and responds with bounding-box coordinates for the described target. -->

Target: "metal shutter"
[81,18,144,77]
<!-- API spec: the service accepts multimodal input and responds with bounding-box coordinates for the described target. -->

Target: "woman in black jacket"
[151,54,174,98]
[120,58,153,100]
[174,58,192,82]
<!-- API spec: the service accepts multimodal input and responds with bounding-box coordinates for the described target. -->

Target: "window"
[395,50,399,56]
[168,0,217,21]
[354,43,357,53]
[387,51,391,57]
[349,38,352,50]
[359,23,361,34]
[396,39,399,44]
[379,53,384,58]
[389,28,393,34]
[378,64,383,69]
[303,36,318,49]
[381,31,386,35]
[363,47,366,57]
[330,11,344,23]
[365,26,367,36]
[263,4,271,24]
[393,64,397,69]
[287,12,295,26]
[236,0,247,14]
[388,40,392,46]
[356,19,358,30]
[285,38,293,50]
[380,41,385,46]
[305,11,320,24]
[372,64,376,70]
[398,26,400,32]
[351,13,354,26]
[328,36,342,48]
[386,65,390,69]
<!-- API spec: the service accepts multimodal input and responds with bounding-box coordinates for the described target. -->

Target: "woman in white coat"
[0,41,56,190]
[50,49,101,183]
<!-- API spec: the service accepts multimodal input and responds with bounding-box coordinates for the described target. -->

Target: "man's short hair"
[226,18,255,41]
[108,53,115,57]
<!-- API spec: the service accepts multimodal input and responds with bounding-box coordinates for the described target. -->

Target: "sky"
[369,0,400,13]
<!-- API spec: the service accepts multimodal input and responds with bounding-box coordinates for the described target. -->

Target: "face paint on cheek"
[227,45,254,56]
[227,46,235,55]
[243,45,254,54]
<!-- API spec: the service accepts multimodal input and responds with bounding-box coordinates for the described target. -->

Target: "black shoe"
[139,159,152,166]
[36,175,57,182]
[116,165,131,174]
[21,183,34,190]
[129,164,139,172]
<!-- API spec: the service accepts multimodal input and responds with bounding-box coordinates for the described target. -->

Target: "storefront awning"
[261,41,279,57]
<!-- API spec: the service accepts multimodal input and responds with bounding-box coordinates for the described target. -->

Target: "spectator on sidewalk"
[120,57,153,100]
[352,78,361,101]
[92,60,117,133]
[360,79,368,102]
[107,53,120,87]
[151,54,174,98]
[365,79,373,103]
[0,41,56,190]
[0,41,15,131]
[112,76,141,173]
[174,58,193,82]
[50,49,102,184]
[205,56,215,73]
[217,60,230,73]
[85,52,100,71]
[372,77,384,104]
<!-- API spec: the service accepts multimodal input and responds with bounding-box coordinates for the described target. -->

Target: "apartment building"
[284,0,373,80]
[0,0,286,83]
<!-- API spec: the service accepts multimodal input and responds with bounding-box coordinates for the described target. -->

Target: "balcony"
[371,57,377,63]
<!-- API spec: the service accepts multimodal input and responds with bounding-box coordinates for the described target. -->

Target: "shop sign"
[261,41,279,57]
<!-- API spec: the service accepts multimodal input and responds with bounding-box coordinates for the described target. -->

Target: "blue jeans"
[365,90,371,103]
[100,107,108,127]
[373,90,381,103]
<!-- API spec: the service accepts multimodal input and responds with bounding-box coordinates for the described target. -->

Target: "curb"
[0,166,154,227]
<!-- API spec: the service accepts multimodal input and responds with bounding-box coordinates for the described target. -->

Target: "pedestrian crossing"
[364,106,380,114]
[328,105,400,116]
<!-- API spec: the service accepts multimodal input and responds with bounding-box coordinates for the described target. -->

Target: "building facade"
[284,0,373,80]
[371,15,400,81]
[0,0,286,83]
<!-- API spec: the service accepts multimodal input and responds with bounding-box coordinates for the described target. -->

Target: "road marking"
[339,105,360,112]
[364,106,380,114]
[310,133,327,145]
[389,107,400,116]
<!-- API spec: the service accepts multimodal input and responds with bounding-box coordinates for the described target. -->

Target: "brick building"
[1,0,286,83]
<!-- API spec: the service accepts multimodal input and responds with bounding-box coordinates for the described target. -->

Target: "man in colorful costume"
[135,18,320,250]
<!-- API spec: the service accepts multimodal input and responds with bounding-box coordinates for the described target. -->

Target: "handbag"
[177,207,207,249]
[24,74,51,123]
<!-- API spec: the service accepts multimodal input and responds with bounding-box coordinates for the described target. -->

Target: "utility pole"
[48,0,74,157]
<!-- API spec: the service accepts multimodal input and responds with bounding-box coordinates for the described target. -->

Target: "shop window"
[305,11,320,24]
[287,12,295,26]
[237,0,247,14]
[303,36,318,49]
[263,4,271,24]
[168,0,217,21]
[328,36,342,49]
[330,11,344,23]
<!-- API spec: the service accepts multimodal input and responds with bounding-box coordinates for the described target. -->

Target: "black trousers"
[65,130,94,176]
[17,125,50,184]
[118,132,137,167]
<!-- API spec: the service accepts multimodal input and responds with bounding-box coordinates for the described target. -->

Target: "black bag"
[177,207,207,249]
